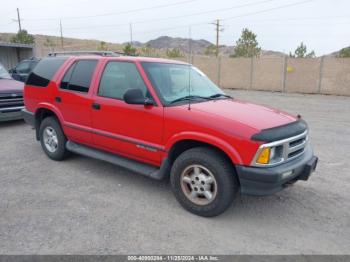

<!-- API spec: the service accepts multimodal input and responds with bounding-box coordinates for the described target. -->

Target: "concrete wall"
[0,47,19,69]
[220,57,250,89]
[180,55,350,97]
[285,58,321,94]
[192,56,219,85]
[321,58,350,96]
[0,46,33,69]
[252,57,284,92]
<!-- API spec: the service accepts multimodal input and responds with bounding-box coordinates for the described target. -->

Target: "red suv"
[22,52,318,217]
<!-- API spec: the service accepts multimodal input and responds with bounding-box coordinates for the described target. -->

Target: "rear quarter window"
[26,57,67,87]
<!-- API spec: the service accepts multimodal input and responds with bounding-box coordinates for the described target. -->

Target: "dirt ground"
[0,90,349,254]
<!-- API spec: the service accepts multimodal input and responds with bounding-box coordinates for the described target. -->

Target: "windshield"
[0,64,11,79]
[142,62,225,105]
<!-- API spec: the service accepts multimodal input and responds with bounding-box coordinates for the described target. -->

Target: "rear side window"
[26,57,67,87]
[60,60,97,93]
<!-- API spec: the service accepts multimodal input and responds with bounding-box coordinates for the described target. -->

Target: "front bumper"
[21,109,35,127]
[0,106,24,122]
[236,145,318,196]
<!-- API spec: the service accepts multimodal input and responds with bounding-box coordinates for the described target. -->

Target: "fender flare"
[165,131,243,165]
[34,103,65,139]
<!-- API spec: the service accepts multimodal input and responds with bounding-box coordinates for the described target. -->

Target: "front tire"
[39,116,69,161]
[170,147,239,217]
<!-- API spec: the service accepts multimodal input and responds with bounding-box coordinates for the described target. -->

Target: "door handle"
[92,102,101,110]
[55,96,62,103]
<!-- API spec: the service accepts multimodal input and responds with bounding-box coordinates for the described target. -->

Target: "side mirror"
[8,68,15,74]
[123,89,154,106]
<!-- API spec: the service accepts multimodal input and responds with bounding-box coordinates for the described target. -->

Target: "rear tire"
[39,116,69,161]
[170,147,239,217]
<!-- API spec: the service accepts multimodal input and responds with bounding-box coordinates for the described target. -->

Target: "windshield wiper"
[170,95,211,104]
[208,93,232,99]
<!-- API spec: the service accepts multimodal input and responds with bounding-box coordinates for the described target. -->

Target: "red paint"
[24,56,298,167]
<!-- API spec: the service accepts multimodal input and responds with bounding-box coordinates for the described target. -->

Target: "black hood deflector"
[251,119,308,142]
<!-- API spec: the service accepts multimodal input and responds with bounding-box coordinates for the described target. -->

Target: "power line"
[26,13,350,33]
[24,0,312,33]
[112,0,317,38]
[0,21,15,28]
[22,0,198,21]
[18,0,280,31]
[24,0,318,43]
[132,0,278,25]
[222,0,315,21]
[0,9,16,17]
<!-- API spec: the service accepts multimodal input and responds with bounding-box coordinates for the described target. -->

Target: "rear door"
[54,59,98,145]
[91,60,164,165]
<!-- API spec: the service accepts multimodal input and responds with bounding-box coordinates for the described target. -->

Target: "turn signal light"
[256,147,270,164]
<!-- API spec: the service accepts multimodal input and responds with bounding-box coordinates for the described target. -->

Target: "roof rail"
[47,51,125,57]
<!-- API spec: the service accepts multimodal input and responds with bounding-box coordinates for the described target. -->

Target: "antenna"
[188,26,192,111]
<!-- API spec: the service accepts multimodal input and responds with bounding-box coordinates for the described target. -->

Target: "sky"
[0,0,349,55]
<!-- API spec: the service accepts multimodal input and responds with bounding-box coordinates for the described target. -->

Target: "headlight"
[255,145,284,165]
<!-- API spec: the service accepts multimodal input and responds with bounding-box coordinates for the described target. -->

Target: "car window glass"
[16,61,32,73]
[60,60,97,93]
[26,57,68,87]
[30,61,39,70]
[60,63,75,90]
[98,61,148,100]
[0,63,11,79]
[142,62,222,105]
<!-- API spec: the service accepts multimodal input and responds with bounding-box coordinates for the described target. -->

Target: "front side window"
[141,62,224,105]
[0,63,11,79]
[98,61,148,100]
[60,60,97,92]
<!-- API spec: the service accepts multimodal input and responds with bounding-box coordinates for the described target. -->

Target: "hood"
[0,78,24,94]
[189,98,297,131]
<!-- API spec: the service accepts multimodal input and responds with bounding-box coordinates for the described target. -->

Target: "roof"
[0,42,34,49]
[46,51,189,64]
[54,55,189,65]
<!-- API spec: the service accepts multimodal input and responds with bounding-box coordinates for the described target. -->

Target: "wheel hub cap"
[43,126,58,153]
[180,164,218,206]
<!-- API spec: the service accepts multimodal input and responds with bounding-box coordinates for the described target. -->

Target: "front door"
[91,61,163,166]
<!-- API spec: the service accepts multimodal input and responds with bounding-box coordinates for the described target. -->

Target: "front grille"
[285,132,308,160]
[0,93,24,112]
[252,130,308,167]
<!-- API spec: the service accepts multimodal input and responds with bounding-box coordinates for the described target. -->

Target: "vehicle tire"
[39,116,69,161]
[170,147,239,217]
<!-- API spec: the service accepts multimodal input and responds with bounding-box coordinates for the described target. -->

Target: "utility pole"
[16,8,22,31]
[129,23,133,46]
[211,19,224,57]
[59,20,64,50]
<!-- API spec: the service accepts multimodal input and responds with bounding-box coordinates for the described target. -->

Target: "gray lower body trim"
[66,141,169,180]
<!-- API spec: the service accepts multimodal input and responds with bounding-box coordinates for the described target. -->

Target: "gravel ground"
[0,90,349,255]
